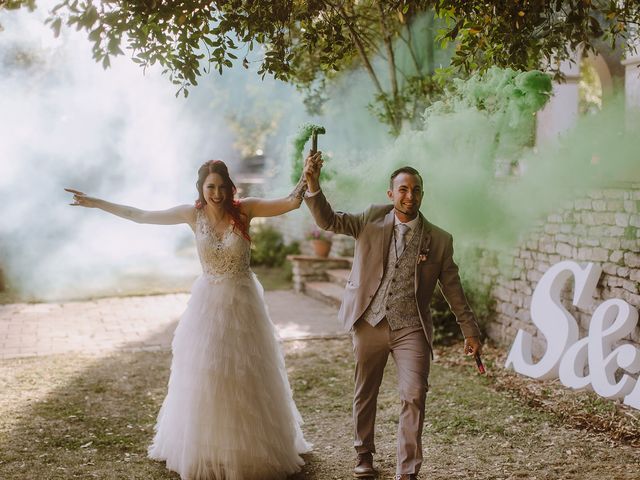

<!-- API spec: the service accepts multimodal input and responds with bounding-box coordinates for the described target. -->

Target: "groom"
[303,156,482,480]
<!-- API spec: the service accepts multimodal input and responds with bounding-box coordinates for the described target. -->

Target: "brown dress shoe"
[353,452,376,478]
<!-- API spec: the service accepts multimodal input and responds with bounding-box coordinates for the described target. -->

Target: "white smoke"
[0,3,393,301]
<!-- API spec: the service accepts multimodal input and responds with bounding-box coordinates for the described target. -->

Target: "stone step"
[326,269,350,288]
[305,281,344,309]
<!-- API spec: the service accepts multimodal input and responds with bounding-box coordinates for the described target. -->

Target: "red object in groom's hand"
[474,353,486,375]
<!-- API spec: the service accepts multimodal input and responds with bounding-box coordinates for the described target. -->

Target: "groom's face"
[387,173,423,219]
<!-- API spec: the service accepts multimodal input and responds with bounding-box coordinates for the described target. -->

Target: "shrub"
[431,279,493,346]
[250,225,300,267]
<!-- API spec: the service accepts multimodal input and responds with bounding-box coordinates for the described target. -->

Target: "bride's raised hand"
[65,188,99,208]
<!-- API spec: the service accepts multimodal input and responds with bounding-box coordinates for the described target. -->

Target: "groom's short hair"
[389,166,423,189]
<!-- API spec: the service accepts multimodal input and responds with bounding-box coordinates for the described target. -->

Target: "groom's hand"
[464,336,482,356]
[304,151,323,193]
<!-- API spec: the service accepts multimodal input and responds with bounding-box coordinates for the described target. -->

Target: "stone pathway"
[0,291,343,359]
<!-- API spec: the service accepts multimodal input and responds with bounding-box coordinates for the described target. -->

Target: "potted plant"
[306,228,333,258]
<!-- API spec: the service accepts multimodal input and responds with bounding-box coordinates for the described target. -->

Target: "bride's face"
[203,173,228,209]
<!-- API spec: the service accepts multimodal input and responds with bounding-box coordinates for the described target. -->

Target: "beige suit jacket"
[305,191,482,351]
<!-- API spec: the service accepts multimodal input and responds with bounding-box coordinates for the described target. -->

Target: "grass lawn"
[1,338,638,480]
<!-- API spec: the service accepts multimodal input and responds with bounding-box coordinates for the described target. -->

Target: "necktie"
[396,223,410,256]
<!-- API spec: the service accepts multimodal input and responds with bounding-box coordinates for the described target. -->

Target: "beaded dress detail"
[195,209,250,279]
[148,209,310,480]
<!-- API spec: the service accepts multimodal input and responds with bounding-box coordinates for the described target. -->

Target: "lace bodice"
[195,209,251,279]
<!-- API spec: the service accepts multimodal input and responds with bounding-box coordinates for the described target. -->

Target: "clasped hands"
[303,151,323,193]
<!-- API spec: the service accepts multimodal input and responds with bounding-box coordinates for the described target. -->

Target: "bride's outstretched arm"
[65,188,195,225]
[240,151,323,220]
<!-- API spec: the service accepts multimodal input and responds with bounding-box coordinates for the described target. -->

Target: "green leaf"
[51,17,63,38]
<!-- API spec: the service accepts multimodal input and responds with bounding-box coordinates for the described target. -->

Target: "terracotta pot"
[310,239,332,258]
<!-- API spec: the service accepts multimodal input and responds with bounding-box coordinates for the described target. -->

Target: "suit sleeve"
[304,190,367,238]
[438,235,482,339]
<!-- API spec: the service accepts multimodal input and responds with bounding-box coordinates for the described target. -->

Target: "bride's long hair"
[195,160,250,241]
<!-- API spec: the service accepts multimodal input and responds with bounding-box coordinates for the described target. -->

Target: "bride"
[66,155,320,479]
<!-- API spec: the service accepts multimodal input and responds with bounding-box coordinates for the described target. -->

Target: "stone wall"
[483,183,640,357]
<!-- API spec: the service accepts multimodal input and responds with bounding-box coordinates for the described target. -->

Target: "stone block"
[606,200,625,212]
[560,210,579,225]
[607,276,623,288]
[610,250,624,264]
[511,294,525,308]
[623,291,640,307]
[556,242,574,257]
[588,190,604,200]
[617,267,630,278]
[592,200,607,211]
[603,189,625,200]
[588,226,606,237]
[630,269,640,282]
[516,309,531,322]
[560,234,579,247]
[601,238,622,250]
[631,215,640,228]
[577,247,593,261]
[624,200,638,213]
[623,280,639,294]
[503,326,520,343]
[493,286,513,302]
[497,302,517,316]
[607,226,626,237]
[615,213,630,227]
[527,270,542,283]
[581,212,596,225]
[592,247,609,262]
[539,241,556,254]
[544,223,560,234]
[560,223,573,234]
[548,254,562,264]
[536,262,551,273]
[574,199,592,210]
[621,239,639,251]
[484,323,504,343]
[513,280,533,296]
[594,212,616,225]
[581,237,601,247]
[602,263,618,275]
[547,213,563,223]
[624,252,640,268]
[530,338,548,360]
[520,250,532,259]
[573,224,587,236]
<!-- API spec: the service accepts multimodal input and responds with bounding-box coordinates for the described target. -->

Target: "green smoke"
[290,123,331,184]
[320,66,638,250]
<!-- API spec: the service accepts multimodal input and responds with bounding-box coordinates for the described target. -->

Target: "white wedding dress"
[148,209,311,479]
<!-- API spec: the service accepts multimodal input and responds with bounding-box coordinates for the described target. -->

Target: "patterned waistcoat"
[360,220,422,330]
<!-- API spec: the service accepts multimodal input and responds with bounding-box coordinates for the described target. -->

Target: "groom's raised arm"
[303,153,366,238]
[305,190,367,238]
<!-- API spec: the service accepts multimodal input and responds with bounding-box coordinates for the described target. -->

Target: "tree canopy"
[3,1,639,133]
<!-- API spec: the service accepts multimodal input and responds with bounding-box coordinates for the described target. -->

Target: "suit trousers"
[351,318,431,475]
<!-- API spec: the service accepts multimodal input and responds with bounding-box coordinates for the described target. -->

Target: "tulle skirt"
[148,272,311,480]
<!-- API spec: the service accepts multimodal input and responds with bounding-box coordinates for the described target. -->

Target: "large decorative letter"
[559,336,591,390]
[588,300,640,400]
[505,261,602,379]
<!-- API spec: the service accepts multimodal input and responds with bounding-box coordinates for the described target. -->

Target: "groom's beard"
[395,206,418,219]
